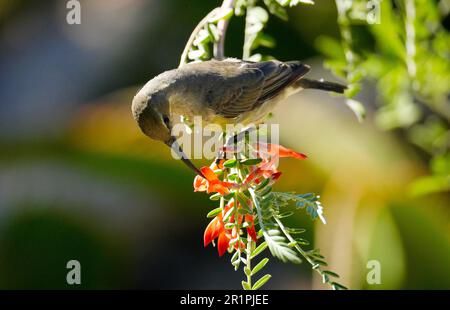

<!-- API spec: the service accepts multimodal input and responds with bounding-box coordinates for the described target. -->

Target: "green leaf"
[287,241,297,247]
[223,206,235,221]
[236,193,252,212]
[252,274,272,290]
[314,259,328,266]
[259,186,272,197]
[256,33,276,49]
[276,0,290,6]
[255,178,271,191]
[345,99,366,123]
[241,281,251,290]
[209,7,234,23]
[224,222,235,229]
[273,192,326,224]
[209,193,222,201]
[408,174,450,196]
[227,174,239,181]
[294,238,309,245]
[244,267,252,276]
[278,211,294,218]
[206,207,222,218]
[187,49,205,60]
[264,0,288,21]
[251,258,269,275]
[322,270,340,278]
[247,54,263,62]
[235,0,247,16]
[193,29,211,46]
[287,227,306,234]
[331,282,348,290]
[345,83,362,98]
[207,23,219,42]
[231,250,240,263]
[291,0,315,5]
[251,241,268,259]
[223,158,237,168]
[240,158,263,165]
[264,232,301,264]
[247,6,269,24]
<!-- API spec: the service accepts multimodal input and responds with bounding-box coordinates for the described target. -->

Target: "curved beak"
[165,137,204,178]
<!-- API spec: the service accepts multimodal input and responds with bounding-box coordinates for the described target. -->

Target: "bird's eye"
[163,115,170,126]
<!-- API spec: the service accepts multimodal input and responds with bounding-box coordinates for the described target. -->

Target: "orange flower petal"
[212,159,225,170]
[245,215,258,242]
[271,171,282,180]
[200,166,219,181]
[198,166,236,195]
[207,182,230,195]
[204,217,220,247]
[217,232,230,256]
[267,143,307,159]
[255,142,307,159]
[193,175,207,192]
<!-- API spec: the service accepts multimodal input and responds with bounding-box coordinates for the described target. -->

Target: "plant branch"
[179,8,220,67]
[405,0,417,79]
[273,216,315,267]
[249,188,266,235]
[214,0,236,59]
[245,234,253,288]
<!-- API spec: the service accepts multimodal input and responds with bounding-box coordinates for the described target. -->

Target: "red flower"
[244,143,307,185]
[193,175,208,192]
[200,143,306,257]
[204,203,232,256]
[244,158,280,184]
[193,166,236,195]
[245,214,258,242]
[204,201,258,256]
[255,142,307,159]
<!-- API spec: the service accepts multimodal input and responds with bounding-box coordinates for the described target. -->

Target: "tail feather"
[297,78,347,94]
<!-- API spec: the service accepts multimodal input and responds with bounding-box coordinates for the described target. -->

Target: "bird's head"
[132,87,204,177]
[132,90,172,143]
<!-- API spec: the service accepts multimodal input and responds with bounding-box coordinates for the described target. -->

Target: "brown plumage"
[132,58,346,175]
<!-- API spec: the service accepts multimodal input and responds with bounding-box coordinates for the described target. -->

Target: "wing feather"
[201,59,310,119]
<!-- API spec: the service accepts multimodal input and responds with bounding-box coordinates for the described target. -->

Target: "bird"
[131,58,346,176]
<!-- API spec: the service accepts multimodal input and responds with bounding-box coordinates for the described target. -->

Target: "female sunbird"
[132,59,346,175]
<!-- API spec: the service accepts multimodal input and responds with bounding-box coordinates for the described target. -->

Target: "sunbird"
[132,59,346,175]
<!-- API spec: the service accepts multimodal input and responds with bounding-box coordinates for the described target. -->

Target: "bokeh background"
[0,0,448,289]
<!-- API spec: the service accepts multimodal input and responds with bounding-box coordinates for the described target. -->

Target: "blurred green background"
[0,0,448,289]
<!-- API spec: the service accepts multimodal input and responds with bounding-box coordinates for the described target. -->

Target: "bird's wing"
[211,60,310,119]
[208,62,265,119]
[250,60,310,104]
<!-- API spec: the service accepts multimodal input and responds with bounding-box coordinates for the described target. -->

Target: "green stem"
[405,0,416,79]
[179,8,220,67]
[273,216,333,288]
[335,0,357,85]
[273,216,314,266]
[246,234,253,288]
[214,0,236,59]
[248,188,266,235]
[242,1,256,60]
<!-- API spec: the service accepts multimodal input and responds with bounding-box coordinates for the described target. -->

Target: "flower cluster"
[193,141,346,290]
[203,200,257,256]
[194,142,308,259]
